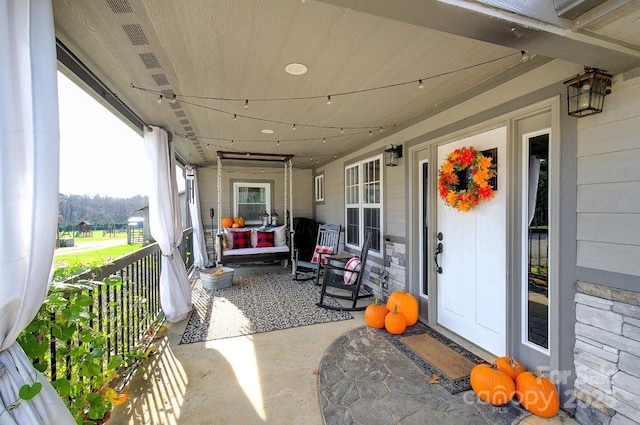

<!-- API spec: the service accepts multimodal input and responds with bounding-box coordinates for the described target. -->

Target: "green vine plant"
[0,381,43,419]
[17,260,146,424]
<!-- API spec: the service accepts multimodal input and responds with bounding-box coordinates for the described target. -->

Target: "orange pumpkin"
[232,223,240,228]
[516,369,560,418]
[364,297,388,329]
[494,356,526,382]
[385,291,418,326]
[233,216,245,227]
[470,364,515,406]
[221,217,234,228]
[384,305,406,335]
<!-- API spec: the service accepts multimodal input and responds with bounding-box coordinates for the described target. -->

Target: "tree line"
[58,194,148,228]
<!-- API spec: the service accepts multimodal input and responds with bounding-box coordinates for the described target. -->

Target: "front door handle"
[434,242,443,274]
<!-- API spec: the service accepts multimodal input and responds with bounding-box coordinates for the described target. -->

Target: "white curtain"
[528,156,541,226]
[0,1,75,423]
[188,168,212,269]
[143,127,192,322]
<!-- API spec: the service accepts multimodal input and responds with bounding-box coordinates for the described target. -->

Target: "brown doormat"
[401,333,476,380]
[382,322,486,393]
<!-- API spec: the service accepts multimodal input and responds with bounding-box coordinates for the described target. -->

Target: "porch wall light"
[384,144,403,167]
[563,67,612,118]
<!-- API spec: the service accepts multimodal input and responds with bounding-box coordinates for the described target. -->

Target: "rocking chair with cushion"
[293,223,341,284]
[316,229,373,311]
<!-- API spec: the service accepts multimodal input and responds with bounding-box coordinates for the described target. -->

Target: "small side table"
[326,254,353,276]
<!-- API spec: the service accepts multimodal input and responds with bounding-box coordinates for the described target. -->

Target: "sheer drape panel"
[143,127,192,322]
[0,1,75,422]
[188,169,212,268]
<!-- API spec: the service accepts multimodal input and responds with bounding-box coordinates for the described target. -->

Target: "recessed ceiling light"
[285,63,308,75]
[261,129,274,134]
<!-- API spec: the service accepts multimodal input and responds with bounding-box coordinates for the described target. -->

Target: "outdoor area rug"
[382,321,487,394]
[179,270,353,344]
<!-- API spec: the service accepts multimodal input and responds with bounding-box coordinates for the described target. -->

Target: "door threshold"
[429,323,498,364]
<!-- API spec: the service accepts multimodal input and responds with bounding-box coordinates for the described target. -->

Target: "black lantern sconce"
[384,144,403,167]
[563,67,612,118]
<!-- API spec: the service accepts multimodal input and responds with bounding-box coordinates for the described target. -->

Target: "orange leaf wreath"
[438,146,496,212]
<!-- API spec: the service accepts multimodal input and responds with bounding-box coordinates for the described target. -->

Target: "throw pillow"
[343,256,362,285]
[232,230,251,249]
[311,245,334,264]
[272,225,287,246]
[251,229,258,247]
[256,231,274,247]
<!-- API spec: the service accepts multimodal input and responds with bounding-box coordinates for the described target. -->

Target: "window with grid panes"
[344,155,382,255]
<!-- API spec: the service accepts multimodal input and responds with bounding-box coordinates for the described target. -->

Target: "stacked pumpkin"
[364,291,418,335]
[470,356,560,418]
[221,216,245,228]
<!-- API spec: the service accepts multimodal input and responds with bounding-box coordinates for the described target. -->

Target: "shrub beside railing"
[16,228,193,424]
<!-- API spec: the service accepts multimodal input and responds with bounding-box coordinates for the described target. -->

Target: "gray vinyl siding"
[576,74,640,288]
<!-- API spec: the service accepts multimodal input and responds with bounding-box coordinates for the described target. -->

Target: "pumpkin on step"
[516,369,560,418]
[384,305,406,335]
[385,291,418,326]
[470,363,515,406]
[364,297,388,329]
[493,356,526,382]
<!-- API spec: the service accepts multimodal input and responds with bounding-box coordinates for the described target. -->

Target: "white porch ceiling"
[52,0,640,169]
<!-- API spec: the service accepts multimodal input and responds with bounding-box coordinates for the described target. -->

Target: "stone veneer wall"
[573,281,640,425]
[363,240,406,301]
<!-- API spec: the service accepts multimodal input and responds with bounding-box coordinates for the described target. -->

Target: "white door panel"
[437,126,507,356]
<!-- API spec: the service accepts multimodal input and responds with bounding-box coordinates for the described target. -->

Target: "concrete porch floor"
[110,266,579,425]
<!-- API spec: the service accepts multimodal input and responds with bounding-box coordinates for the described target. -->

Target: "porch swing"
[215,151,296,266]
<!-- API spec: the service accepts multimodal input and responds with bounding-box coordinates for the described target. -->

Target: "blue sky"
[57,72,151,198]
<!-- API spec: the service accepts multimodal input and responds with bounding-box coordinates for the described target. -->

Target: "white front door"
[436,126,507,356]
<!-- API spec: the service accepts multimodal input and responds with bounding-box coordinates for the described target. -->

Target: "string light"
[340,127,344,133]
[418,79,425,89]
[379,127,383,132]
[157,95,395,131]
[277,140,280,146]
[133,51,522,105]
[157,94,164,104]
[170,94,178,104]
[369,130,373,136]
[292,124,296,131]
[175,127,376,144]
[323,138,326,143]
[326,95,332,105]
[233,114,237,122]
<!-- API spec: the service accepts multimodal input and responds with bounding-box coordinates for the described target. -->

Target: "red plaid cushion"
[311,245,334,264]
[343,256,362,285]
[256,231,274,247]
[232,230,251,249]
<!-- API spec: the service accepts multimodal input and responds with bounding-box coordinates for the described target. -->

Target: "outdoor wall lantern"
[270,211,279,226]
[185,164,195,204]
[260,210,270,227]
[563,67,612,117]
[384,144,403,167]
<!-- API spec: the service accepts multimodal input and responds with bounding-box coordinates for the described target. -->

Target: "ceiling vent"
[122,24,149,46]
[151,73,169,86]
[139,53,160,69]
[175,111,186,118]
[179,119,189,125]
[554,0,607,19]
[106,0,132,14]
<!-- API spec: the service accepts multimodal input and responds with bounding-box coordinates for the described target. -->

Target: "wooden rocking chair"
[293,223,341,284]
[316,229,373,311]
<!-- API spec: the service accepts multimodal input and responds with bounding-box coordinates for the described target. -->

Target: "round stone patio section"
[318,326,529,425]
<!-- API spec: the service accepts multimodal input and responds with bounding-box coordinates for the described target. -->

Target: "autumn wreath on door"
[438,146,496,212]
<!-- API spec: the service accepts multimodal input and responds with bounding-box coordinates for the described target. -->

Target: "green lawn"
[54,243,143,269]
